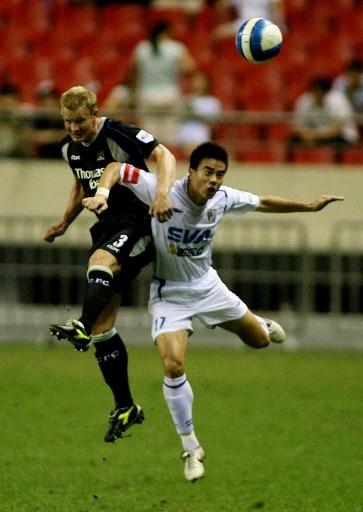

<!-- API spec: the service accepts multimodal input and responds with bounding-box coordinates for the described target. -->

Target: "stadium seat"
[100,3,146,26]
[290,146,336,164]
[51,3,98,46]
[340,147,363,165]
[267,123,292,142]
[99,4,147,46]
[235,143,286,163]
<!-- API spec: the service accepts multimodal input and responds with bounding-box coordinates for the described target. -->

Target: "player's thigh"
[219,309,269,348]
[156,330,189,376]
[92,294,121,335]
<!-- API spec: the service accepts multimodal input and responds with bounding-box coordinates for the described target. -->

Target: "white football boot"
[267,319,286,344]
[181,447,205,482]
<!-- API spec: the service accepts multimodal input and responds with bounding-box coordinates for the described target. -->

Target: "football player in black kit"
[44,85,175,442]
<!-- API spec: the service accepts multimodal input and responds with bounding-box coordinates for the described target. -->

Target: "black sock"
[94,332,133,410]
[80,267,114,334]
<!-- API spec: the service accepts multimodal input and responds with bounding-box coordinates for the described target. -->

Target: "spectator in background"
[150,0,205,14]
[175,72,222,154]
[102,82,131,118]
[26,84,66,159]
[332,59,363,114]
[0,82,28,158]
[287,76,359,157]
[214,0,286,40]
[128,20,198,144]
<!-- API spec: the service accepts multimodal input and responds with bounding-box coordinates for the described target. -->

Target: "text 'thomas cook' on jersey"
[116,163,260,282]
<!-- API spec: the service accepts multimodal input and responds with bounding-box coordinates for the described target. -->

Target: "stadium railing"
[1,214,362,346]
[1,108,363,164]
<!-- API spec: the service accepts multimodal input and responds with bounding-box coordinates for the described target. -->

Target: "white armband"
[96,187,110,199]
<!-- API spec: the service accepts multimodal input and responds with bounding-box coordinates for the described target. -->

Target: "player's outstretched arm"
[43,179,84,242]
[82,162,121,214]
[147,143,176,223]
[256,194,344,213]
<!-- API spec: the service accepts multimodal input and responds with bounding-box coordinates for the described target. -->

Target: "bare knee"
[161,355,185,378]
[89,249,120,274]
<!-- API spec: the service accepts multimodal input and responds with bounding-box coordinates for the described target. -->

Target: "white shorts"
[148,267,248,340]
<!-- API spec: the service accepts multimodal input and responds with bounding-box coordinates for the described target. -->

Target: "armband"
[96,187,110,199]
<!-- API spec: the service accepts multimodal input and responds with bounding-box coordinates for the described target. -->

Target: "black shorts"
[89,216,153,293]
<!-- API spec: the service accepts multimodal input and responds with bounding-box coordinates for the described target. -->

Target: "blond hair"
[60,86,98,114]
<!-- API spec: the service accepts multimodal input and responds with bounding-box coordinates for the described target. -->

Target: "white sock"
[180,430,200,451]
[163,374,199,450]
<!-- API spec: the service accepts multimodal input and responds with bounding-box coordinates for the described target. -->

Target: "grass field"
[0,343,362,512]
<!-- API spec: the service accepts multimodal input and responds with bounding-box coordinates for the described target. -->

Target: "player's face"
[62,106,98,142]
[188,158,227,205]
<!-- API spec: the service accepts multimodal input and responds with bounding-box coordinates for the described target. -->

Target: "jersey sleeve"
[223,186,260,214]
[111,119,159,159]
[118,163,157,205]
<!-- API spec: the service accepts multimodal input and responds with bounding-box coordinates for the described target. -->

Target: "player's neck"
[187,184,207,206]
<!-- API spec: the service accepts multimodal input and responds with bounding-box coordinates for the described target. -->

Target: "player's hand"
[43,224,66,243]
[311,195,344,211]
[82,196,108,214]
[149,193,173,223]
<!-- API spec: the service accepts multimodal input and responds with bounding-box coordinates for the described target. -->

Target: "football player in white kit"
[83,142,344,482]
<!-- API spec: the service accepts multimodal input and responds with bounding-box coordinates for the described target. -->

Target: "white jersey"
[118,163,260,281]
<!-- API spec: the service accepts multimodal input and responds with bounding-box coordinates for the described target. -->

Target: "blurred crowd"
[1,0,363,161]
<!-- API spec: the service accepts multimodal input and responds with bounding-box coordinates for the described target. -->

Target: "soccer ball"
[235,17,283,63]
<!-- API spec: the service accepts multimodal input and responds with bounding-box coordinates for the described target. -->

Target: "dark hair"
[0,82,19,96]
[189,142,229,170]
[347,59,363,73]
[310,77,332,93]
[150,21,169,55]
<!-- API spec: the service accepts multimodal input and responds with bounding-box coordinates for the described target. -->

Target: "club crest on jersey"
[122,163,140,184]
[96,150,105,161]
[168,243,177,255]
[136,129,154,143]
[206,209,217,223]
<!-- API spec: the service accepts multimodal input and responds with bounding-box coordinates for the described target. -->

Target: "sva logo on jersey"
[167,227,213,244]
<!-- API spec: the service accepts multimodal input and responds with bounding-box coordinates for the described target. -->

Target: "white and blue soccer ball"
[235,17,283,63]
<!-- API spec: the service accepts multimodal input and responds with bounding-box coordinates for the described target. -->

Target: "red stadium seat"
[51,3,98,46]
[340,147,363,165]
[235,143,286,163]
[267,123,293,142]
[99,4,147,47]
[290,146,336,164]
[100,3,146,26]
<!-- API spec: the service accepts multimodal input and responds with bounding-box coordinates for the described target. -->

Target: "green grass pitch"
[0,343,362,512]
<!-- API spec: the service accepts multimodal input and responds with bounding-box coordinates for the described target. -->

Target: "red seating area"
[1,0,363,163]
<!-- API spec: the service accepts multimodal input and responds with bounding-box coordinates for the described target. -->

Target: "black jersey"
[61,117,159,220]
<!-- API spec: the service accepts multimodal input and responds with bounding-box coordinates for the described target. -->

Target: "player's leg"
[219,310,286,346]
[49,248,119,350]
[91,246,154,442]
[88,294,144,442]
[78,248,120,334]
[195,269,286,347]
[49,226,149,349]
[156,330,204,482]
[219,310,270,348]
